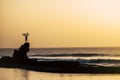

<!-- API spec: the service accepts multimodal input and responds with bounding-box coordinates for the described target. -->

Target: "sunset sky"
[1,0,120,48]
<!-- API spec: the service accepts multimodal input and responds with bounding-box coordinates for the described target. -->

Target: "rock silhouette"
[13,42,30,63]
[1,42,120,73]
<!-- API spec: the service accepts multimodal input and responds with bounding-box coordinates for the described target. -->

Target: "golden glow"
[1,0,120,48]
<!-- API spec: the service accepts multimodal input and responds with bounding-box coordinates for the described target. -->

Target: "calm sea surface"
[1,47,120,80]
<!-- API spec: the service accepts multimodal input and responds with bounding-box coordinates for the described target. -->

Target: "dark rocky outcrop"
[1,42,120,73]
[13,42,30,63]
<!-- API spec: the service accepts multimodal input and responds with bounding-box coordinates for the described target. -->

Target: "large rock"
[13,42,30,63]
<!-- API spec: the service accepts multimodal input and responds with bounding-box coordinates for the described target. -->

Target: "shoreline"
[1,57,120,74]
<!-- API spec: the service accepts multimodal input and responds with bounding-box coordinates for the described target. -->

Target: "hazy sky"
[1,0,120,48]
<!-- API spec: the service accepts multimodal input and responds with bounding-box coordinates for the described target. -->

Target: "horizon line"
[1,46,120,49]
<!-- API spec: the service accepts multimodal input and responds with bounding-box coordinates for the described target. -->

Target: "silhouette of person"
[22,33,29,43]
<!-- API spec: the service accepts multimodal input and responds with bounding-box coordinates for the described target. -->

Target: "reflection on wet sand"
[1,68,120,80]
[14,69,29,80]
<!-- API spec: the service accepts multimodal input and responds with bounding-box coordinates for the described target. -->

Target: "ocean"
[1,47,120,80]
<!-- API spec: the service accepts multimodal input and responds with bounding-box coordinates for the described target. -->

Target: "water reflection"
[59,74,73,80]
[1,68,120,80]
[14,69,29,80]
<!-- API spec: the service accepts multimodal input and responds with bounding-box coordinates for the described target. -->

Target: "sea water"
[1,47,120,80]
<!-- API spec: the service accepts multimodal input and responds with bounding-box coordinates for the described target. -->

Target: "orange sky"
[1,0,120,48]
